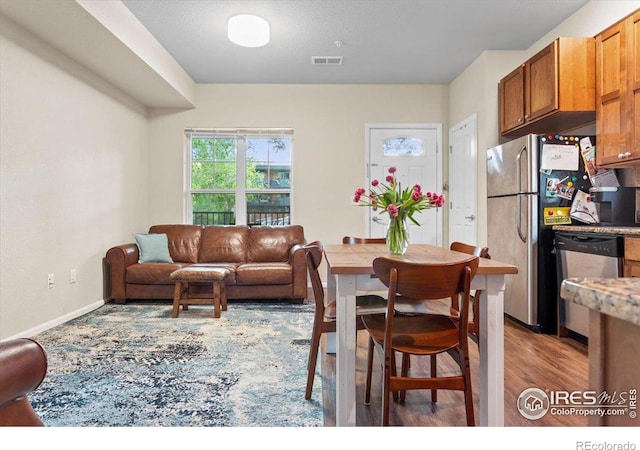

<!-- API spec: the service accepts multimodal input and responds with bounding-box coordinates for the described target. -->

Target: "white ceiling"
[122,0,590,84]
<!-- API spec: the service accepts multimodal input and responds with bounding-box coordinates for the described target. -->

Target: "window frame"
[184,128,294,226]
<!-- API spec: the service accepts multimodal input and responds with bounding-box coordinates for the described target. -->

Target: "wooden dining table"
[323,243,518,427]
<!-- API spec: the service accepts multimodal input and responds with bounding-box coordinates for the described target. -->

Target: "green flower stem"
[387,215,408,254]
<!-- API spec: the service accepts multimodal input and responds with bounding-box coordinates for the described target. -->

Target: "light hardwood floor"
[319,300,589,427]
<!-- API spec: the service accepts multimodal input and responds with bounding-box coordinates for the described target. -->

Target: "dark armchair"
[0,338,48,426]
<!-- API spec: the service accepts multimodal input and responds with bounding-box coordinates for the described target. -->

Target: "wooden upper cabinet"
[632,11,640,157]
[596,17,627,165]
[499,37,595,137]
[499,65,525,132]
[526,41,558,121]
[595,9,640,168]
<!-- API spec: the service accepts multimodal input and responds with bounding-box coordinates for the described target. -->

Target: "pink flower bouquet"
[354,166,444,253]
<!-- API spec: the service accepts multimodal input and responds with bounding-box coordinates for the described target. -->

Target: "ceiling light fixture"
[227,14,270,47]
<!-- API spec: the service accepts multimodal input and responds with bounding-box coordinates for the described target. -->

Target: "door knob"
[465,214,476,221]
[372,216,383,223]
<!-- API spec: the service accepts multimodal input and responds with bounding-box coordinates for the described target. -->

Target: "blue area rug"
[29,301,323,426]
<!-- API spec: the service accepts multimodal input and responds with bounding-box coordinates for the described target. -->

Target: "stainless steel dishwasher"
[554,232,624,342]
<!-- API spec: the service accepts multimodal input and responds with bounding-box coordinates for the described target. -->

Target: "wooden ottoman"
[169,266,231,318]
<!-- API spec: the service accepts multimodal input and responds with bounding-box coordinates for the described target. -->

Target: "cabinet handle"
[525,114,529,119]
[624,151,632,158]
[518,118,523,123]
[619,153,625,159]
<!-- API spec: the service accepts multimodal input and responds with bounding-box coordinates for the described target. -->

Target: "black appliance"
[589,186,638,225]
[487,133,595,334]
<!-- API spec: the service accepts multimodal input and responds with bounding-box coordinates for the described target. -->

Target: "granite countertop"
[560,278,640,326]
[553,225,640,235]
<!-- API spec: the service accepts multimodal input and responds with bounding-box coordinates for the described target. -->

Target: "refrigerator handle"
[517,194,527,243]
[516,145,527,192]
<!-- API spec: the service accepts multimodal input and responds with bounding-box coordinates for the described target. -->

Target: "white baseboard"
[2,300,105,342]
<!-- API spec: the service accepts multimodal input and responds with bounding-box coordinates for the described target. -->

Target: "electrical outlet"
[70,269,77,284]
[47,273,54,289]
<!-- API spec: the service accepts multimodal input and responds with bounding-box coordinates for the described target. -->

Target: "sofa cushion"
[148,225,203,263]
[126,263,189,285]
[248,225,305,262]
[235,263,292,286]
[135,233,173,263]
[199,226,249,263]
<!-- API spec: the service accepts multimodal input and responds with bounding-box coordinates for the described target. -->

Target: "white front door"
[365,124,442,246]
[448,115,478,246]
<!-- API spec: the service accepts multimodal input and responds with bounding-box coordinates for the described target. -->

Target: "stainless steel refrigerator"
[486,133,595,333]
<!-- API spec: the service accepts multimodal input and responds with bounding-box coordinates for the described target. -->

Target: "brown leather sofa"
[0,339,48,426]
[105,224,307,304]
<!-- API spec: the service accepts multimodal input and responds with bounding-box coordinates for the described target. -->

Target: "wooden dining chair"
[389,241,489,406]
[303,241,387,400]
[448,241,490,344]
[393,241,490,344]
[362,255,479,426]
[342,236,389,301]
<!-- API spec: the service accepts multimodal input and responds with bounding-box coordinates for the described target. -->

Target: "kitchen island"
[560,278,639,426]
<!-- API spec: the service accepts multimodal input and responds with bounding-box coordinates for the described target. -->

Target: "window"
[186,129,293,226]
[383,137,424,156]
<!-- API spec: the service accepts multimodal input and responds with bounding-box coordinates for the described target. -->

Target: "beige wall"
[2,0,638,339]
[448,0,640,247]
[0,18,150,339]
[147,84,448,249]
[448,50,524,246]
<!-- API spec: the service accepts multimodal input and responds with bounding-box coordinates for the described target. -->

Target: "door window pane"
[191,193,235,225]
[383,137,424,156]
[247,137,292,189]
[246,193,290,225]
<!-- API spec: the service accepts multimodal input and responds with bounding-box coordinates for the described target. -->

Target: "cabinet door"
[499,65,525,133]
[624,237,640,277]
[631,11,640,154]
[526,41,558,121]
[596,19,627,166]
[624,260,640,277]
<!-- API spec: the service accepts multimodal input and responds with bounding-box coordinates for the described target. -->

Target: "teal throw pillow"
[135,233,173,263]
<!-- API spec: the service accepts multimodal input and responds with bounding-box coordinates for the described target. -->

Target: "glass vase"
[386,216,409,255]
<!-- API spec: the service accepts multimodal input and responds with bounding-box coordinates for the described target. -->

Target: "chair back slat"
[342,236,386,244]
[373,256,479,301]
[450,241,489,259]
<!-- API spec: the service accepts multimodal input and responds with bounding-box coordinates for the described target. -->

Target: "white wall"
[147,84,448,250]
[448,0,640,247]
[0,17,150,339]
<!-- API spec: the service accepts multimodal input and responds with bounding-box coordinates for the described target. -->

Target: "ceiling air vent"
[312,56,343,65]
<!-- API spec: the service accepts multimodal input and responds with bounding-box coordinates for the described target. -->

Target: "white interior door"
[365,124,442,246]
[448,115,478,246]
